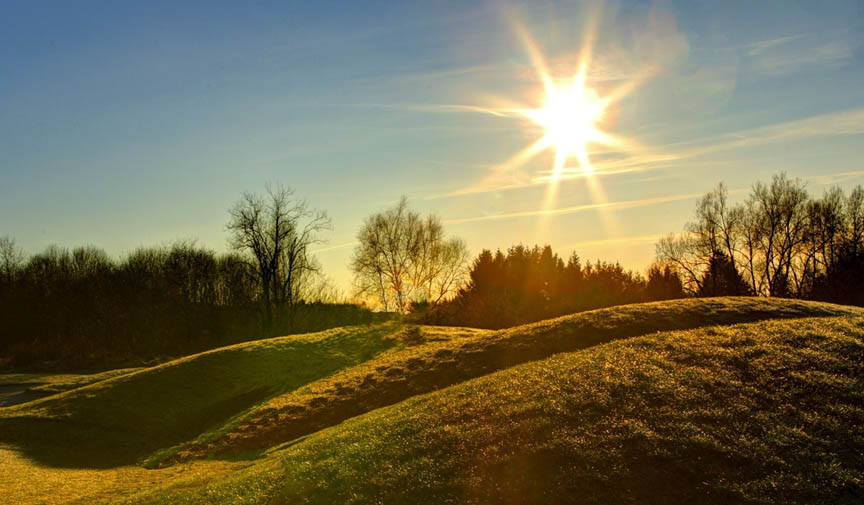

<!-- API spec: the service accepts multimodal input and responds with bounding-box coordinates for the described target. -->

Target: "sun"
[522,75,610,175]
[446,14,648,199]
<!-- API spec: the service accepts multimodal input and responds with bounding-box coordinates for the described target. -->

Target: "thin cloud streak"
[443,192,704,225]
[311,241,357,254]
[429,107,864,200]
[558,233,665,250]
[805,170,864,185]
[679,107,864,153]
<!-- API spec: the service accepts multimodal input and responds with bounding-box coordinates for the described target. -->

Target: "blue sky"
[2,0,863,292]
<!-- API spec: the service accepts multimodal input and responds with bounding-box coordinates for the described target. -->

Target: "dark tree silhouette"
[658,173,864,303]
[697,254,752,297]
[645,263,686,301]
[227,183,331,328]
[422,245,667,329]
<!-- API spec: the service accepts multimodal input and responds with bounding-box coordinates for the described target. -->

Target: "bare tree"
[800,188,845,290]
[655,233,703,295]
[227,183,331,326]
[351,197,468,312]
[658,173,834,298]
[299,273,343,304]
[422,236,470,305]
[736,198,764,295]
[0,236,25,285]
[657,183,742,295]
[845,186,864,256]
[747,174,809,296]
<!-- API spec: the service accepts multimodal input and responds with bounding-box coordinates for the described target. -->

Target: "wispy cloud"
[741,34,803,56]
[804,170,864,186]
[429,106,864,200]
[557,233,664,250]
[311,241,357,254]
[443,191,704,225]
[425,151,687,200]
[678,107,864,154]
[404,103,523,117]
[731,29,853,76]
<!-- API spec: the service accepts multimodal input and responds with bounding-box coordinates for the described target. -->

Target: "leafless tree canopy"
[0,236,25,284]
[658,173,864,298]
[351,197,469,312]
[227,183,331,325]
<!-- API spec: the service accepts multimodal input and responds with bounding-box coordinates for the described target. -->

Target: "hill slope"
[163,297,863,464]
[1,297,862,505]
[116,315,864,505]
[0,322,406,467]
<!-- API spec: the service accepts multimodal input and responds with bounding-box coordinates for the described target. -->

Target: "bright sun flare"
[459,16,647,188]
[522,76,610,176]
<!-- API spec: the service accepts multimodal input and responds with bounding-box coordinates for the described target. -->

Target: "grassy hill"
[160,297,863,465]
[1,297,863,504]
[0,322,406,468]
[117,315,864,505]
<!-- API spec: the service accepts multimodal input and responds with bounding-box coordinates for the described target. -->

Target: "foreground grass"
[2,297,863,504]
[118,315,864,505]
[0,448,246,505]
[163,297,863,463]
[0,322,402,468]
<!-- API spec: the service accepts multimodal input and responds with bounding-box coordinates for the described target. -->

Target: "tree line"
[657,173,864,305]
[410,173,864,329]
[418,245,683,328]
[3,173,863,368]
[347,198,683,328]
[0,184,384,370]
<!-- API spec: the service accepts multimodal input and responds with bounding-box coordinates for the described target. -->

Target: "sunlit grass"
[156,297,863,466]
[2,298,863,504]
[117,314,864,505]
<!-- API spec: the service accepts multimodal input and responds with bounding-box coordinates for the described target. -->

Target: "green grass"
[0,322,402,468]
[2,297,863,505]
[113,315,864,505]
[0,368,143,395]
[160,297,863,464]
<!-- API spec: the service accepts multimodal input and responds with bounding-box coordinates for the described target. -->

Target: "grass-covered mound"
[163,297,862,464]
[0,323,403,468]
[120,315,864,505]
[2,297,863,504]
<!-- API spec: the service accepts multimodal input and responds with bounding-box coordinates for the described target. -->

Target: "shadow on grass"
[0,386,273,469]
[0,384,51,407]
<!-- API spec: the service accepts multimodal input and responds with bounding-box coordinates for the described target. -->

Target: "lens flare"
[522,75,610,177]
[445,10,651,221]
[453,18,645,192]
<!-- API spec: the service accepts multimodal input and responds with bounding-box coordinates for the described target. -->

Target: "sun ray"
[511,18,555,95]
[473,137,548,191]
[454,11,650,219]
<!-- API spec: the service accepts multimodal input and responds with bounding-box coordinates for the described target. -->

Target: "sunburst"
[519,70,616,177]
[460,18,644,188]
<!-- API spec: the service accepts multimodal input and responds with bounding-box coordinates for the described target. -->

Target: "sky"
[2,0,863,294]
